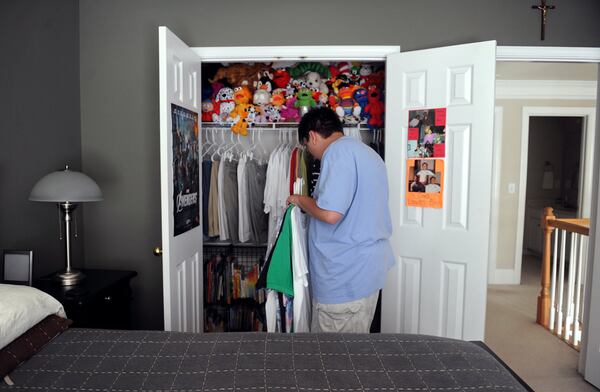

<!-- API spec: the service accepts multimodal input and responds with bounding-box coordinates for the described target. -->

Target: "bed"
[0,285,530,391]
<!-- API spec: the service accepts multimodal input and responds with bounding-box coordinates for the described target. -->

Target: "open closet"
[198,60,386,331]
[160,26,498,341]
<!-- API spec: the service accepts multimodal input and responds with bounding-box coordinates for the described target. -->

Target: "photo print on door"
[406,158,444,208]
[407,108,446,158]
[172,104,200,236]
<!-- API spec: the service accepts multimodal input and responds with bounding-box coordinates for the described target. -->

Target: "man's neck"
[322,132,344,152]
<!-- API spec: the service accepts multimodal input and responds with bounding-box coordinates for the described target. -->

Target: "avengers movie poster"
[172,104,200,236]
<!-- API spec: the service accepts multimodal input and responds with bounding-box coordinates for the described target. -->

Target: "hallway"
[486,255,598,391]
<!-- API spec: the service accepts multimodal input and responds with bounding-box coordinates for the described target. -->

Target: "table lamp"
[29,165,103,285]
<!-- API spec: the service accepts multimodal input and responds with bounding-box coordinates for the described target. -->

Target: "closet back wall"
[79,0,600,329]
[0,0,82,279]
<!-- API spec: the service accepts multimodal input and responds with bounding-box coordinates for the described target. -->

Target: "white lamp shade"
[29,166,103,202]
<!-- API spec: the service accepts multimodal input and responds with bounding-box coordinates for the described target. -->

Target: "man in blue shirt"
[287,107,395,333]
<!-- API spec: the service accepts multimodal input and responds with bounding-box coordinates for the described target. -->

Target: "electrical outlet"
[508,183,516,194]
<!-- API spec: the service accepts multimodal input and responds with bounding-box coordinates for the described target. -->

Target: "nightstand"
[34,269,137,329]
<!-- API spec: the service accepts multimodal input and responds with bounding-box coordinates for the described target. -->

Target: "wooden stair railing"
[537,206,590,349]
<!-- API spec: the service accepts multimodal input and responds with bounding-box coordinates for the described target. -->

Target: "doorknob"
[153,246,163,256]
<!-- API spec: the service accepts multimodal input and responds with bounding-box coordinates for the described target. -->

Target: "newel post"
[537,207,555,327]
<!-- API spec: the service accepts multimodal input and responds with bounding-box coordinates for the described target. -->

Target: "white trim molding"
[193,46,401,62]
[514,106,596,288]
[488,107,519,284]
[496,80,597,100]
[497,46,600,63]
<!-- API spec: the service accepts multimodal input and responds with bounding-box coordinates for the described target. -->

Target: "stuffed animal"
[335,85,361,122]
[229,86,252,124]
[295,88,316,116]
[263,105,281,123]
[233,84,252,105]
[305,71,329,96]
[270,89,286,109]
[208,63,262,87]
[212,87,236,124]
[280,95,300,122]
[201,99,215,122]
[254,70,274,93]
[363,69,385,89]
[253,89,271,123]
[273,69,291,89]
[353,88,368,117]
[231,103,254,136]
[289,62,331,79]
[364,85,384,129]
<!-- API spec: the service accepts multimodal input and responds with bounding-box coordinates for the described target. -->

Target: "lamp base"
[55,269,85,286]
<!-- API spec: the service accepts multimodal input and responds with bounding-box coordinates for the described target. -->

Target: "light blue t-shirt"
[309,136,395,304]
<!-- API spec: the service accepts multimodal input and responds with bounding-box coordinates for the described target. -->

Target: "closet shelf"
[204,241,268,248]
[202,122,381,131]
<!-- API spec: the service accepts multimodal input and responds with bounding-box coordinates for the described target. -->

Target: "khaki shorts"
[311,291,379,333]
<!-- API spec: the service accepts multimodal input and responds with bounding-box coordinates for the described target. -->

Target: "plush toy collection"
[201,61,385,135]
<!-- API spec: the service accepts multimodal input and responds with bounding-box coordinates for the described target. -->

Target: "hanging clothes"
[246,160,268,244]
[217,159,229,241]
[222,160,239,243]
[290,203,310,332]
[202,160,212,237]
[258,200,310,333]
[237,154,251,243]
[207,161,220,237]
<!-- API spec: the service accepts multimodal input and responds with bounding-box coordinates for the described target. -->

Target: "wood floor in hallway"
[486,255,598,391]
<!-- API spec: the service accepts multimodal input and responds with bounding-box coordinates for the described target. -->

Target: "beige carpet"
[486,255,598,391]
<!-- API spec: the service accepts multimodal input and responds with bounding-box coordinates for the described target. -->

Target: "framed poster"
[406,159,444,208]
[407,108,446,158]
[172,104,200,236]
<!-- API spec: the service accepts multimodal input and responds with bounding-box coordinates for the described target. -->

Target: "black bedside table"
[34,269,137,329]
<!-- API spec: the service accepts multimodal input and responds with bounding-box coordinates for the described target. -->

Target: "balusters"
[540,208,590,350]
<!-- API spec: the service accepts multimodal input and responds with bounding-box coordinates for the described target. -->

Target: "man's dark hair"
[298,107,343,143]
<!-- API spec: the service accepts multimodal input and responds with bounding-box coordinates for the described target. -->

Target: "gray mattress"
[2,329,528,391]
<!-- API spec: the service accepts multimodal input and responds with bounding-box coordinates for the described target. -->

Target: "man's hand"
[287,194,342,225]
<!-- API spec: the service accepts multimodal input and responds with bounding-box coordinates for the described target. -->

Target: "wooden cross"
[532,0,556,40]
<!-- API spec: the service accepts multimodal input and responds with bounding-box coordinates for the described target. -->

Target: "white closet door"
[159,26,203,332]
[383,41,496,340]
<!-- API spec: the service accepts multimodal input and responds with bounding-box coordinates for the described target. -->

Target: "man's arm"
[287,195,342,225]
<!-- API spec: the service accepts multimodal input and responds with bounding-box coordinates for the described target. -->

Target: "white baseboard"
[489,268,520,285]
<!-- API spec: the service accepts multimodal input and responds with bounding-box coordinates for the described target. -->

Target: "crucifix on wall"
[532,0,556,40]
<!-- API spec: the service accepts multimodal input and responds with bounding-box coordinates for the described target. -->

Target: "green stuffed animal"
[294,88,316,116]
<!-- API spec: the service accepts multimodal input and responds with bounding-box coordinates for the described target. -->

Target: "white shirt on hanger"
[291,200,310,332]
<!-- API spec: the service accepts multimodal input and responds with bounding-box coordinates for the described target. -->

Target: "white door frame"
[513,106,596,285]
[494,46,600,387]
[487,46,600,285]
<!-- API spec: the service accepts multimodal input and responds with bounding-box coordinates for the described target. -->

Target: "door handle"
[153,247,163,256]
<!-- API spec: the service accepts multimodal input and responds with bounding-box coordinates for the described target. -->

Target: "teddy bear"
[364,85,385,129]
[304,71,329,96]
[252,88,271,123]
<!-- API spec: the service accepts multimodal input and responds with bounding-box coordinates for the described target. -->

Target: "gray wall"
[0,0,82,279]
[78,0,600,329]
